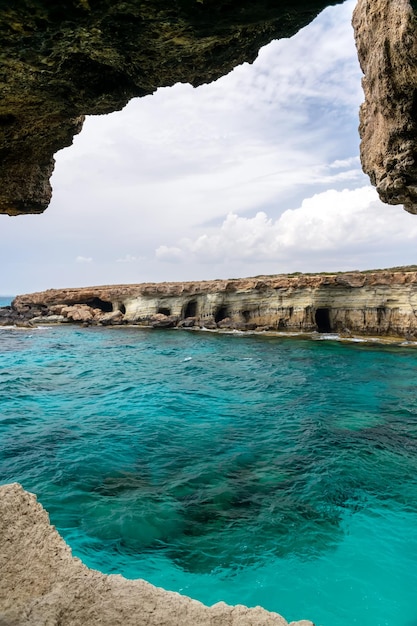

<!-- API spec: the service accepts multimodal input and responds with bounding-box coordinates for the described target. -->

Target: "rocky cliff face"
[0,482,312,626]
[7,269,417,338]
[3,1,417,215]
[353,0,417,214]
[0,0,341,215]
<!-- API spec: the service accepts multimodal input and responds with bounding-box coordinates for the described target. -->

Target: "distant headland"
[3,267,417,339]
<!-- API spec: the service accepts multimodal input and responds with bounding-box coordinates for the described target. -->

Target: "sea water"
[0,296,13,307]
[1,324,417,626]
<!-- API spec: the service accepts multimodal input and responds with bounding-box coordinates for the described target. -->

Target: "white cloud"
[156,187,417,268]
[329,157,361,170]
[116,254,140,263]
[76,256,93,263]
[1,0,416,294]
[51,0,363,227]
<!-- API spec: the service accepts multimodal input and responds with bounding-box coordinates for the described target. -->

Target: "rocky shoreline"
[0,483,313,626]
[3,268,417,339]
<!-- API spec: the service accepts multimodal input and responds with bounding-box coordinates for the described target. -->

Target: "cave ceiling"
[2,0,417,215]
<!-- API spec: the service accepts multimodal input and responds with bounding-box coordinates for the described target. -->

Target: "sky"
[2,0,417,295]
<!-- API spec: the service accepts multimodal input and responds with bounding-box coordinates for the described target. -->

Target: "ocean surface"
[1,324,417,626]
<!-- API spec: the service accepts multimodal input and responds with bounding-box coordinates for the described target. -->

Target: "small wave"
[313,333,340,341]
[400,340,417,347]
[0,325,35,331]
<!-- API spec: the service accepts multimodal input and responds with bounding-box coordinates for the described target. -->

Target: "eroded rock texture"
[0,0,344,215]
[353,0,417,214]
[0,483,312,626]
[3,1,417,216]
[8,268,417,337]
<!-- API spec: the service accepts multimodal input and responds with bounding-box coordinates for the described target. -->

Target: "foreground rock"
[0,483,312,626]
[353,0,417,214]
[6,268,417,338]
[3,0,417,215]
[0,0,341,215]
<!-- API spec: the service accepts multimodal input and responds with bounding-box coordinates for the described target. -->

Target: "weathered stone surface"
[28,313,67,324]
[0,482,312,626]
[150,313,179,328]
[9,268,417,337]
[60,303,96,323]
[99,309,125,325]
[0,0,345,215]
[3,1,417,216]
[178,316,197,328]
[353,0,417,214]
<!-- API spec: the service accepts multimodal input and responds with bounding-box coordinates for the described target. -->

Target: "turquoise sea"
[1,324,417,626]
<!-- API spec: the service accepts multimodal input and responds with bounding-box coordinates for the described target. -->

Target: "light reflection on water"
[1,325,417,626]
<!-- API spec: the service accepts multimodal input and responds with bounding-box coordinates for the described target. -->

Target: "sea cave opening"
[157,307,171,316]
[84,297,113,312]
[242,310,251,322]
[184,300,197,318]
[214,305,229,323]
[119,304,126,315]
[315,307,331,333]
[377,306,386,325]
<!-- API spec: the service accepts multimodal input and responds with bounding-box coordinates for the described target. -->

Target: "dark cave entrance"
[184,300,197,318]
[315,308,331,333]
[242,310,251,322]
[377,306,386,325]
[84,297,112,312]
[119,304,126,314]
[214,305,229,323]
[157,307,171,316]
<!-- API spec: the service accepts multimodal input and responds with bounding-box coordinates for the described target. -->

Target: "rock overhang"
[2,1,417,213]
[1,0,343,215]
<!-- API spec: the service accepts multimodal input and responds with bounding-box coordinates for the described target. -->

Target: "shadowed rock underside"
[3,1,417,214]
[0,0,344,215]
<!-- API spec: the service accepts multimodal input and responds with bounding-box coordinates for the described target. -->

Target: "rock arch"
[0,0,346,215]
[183,300,197,318]
[83,297,112,312]
[214,305,229,323]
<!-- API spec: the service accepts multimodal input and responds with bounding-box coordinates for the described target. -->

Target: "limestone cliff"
[7,268,417,338]
[353,0,417,214]
[0,483,312,626]
[0,0,342,215]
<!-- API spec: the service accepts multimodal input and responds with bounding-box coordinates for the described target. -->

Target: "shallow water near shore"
[1,325,417,626]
